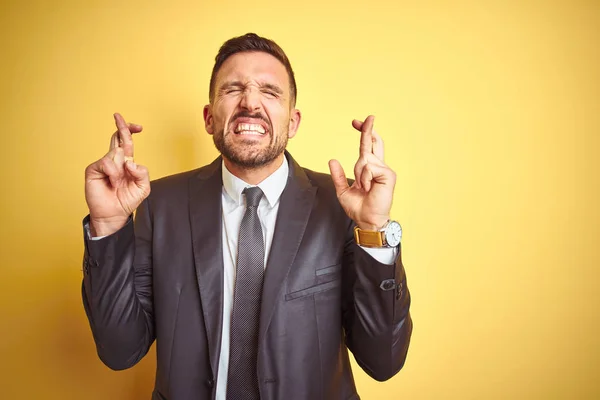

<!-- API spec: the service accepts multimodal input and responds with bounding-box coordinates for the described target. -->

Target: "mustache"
[229,111,271,129]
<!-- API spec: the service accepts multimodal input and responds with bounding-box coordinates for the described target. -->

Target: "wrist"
[89,216,129,237]
[356,216,390,231]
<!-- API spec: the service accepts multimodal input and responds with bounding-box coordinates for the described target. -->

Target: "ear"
[287,108,301,139]
[203,105,214,135]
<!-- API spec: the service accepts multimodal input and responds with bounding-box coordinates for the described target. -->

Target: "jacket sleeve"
[341,221,413,381]
[81,198,155,370]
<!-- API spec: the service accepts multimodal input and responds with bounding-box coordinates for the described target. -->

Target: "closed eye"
[262,90,278,98]
[219,81,245,95]
[260,83,283,99]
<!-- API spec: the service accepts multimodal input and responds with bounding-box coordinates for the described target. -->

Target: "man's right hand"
[84,113,151,237]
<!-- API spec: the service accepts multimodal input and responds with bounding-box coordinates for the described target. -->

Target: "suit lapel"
[259,152,317,345]
[189,156,224,379]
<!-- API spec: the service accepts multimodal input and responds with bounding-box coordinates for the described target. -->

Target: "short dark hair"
[209,33,297,106]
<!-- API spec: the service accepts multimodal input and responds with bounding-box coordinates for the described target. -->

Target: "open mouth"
[230,115,270,137]
[234,123,266,136]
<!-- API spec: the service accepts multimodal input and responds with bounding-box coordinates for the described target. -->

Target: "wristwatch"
[354,220,402,248]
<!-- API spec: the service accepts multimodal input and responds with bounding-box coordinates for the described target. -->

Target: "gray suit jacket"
[82,152,412,400]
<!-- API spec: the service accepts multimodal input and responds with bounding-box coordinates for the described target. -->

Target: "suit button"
[380,279,396,291]
[206,379,214,388]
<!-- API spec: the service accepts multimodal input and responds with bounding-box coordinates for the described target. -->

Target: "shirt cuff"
[359,245,398,265]
[84,222,108,241]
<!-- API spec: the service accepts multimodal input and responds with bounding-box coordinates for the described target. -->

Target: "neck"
[223,153,285,185]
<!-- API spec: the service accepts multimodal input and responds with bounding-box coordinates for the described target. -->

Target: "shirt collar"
[221,156,289,208]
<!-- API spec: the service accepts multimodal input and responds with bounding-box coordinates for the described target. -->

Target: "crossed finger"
[352,116,384,161]
[358,115,374,157]
[109,113,142,162]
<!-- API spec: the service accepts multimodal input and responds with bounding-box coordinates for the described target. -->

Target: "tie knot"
[243,186,263,208]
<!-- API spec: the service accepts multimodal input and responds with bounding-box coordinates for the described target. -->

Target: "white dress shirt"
[89,156,397,399]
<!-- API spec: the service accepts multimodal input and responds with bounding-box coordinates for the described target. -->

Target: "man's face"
[204,51,301,169]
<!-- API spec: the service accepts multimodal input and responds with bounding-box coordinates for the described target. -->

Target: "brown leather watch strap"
[353,226,385,247]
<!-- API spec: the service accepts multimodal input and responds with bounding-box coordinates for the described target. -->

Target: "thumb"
[328,159,349,197]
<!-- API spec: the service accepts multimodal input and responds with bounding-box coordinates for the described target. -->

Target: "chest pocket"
[285,263,342,301]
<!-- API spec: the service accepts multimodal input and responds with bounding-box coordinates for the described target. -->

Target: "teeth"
[234,123,266,134]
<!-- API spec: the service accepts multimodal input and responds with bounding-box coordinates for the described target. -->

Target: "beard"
[212,113,289,169]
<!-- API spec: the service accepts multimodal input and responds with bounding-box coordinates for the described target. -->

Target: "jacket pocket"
[315,263,342,277]
[285,278,341,301]
[316,263,342,285]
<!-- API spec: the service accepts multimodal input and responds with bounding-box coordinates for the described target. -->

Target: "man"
[82,33,412,400]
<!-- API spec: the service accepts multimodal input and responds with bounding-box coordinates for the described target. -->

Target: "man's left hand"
[329,115,396,230]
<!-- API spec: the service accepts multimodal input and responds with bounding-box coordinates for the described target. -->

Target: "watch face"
[385,221,402,247]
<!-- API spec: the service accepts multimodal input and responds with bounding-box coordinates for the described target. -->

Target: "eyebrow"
[219,81,245,91]
[218,80,284,95]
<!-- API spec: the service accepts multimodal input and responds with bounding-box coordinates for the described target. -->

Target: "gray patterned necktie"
[227,186,265,400]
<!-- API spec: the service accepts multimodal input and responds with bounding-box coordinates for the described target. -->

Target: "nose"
[239,87,261,112]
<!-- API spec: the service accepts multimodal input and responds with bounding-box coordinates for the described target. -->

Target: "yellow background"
[1,0,598,398]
